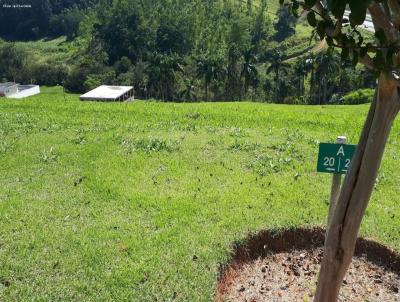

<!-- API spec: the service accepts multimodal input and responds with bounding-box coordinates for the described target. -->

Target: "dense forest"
[0,0,98,40]
[0,0,376,103]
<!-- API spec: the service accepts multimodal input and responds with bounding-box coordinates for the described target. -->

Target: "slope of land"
[0,87,399,301]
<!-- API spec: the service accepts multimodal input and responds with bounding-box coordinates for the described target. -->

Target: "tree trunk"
[314,73,400,301]
[310,69,315,104]
[275,68,279,103]
[205,80,209,102]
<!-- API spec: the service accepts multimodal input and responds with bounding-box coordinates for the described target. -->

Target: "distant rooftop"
[80,85,134,101]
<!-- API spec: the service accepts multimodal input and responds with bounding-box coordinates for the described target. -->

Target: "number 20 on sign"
[317,143,357,174]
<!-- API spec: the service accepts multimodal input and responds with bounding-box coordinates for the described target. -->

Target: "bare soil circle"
[216,228,400,302]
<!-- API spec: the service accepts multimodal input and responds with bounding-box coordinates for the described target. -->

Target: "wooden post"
[327,136,346,226]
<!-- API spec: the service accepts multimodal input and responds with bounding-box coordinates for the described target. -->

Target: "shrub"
[341,88,374,105]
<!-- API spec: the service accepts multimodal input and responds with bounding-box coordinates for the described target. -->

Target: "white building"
[80,85,134,102]
[0,82,40,99]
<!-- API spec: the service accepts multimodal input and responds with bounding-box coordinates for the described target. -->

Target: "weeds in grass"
[71,135,86,145]
[39,147,58,163]
[171,122,199,132]
[247,138,302,175]
[121,138,180,153]
[185,112,201,120]
[375,173,386,190]
[1,89,398,301]
[0,142,8,154]
[229,127,248,138]
[205,126,216,134]
[282,128,304,142]
[229,140,261,152]
[307,137,320,147]
[248,152,294,175]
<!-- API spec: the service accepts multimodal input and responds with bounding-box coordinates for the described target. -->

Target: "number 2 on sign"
[345,158,351,169]
[324,157,335,167]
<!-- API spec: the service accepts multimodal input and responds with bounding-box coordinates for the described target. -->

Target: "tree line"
[0,0,376,103]
[0,0,98,40]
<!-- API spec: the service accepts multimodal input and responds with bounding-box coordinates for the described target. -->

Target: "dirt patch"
[216,228,400,302]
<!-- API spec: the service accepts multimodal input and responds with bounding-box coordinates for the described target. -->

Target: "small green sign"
[317,143,357,174]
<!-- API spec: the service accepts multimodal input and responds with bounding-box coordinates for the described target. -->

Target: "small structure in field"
[0,82,40,99]
[80,85,134,102]
[7,85,41,99]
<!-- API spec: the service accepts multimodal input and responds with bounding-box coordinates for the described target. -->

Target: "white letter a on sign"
[337,146,345,156]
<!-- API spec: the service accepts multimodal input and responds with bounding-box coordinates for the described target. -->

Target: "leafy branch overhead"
[281,0,400,75]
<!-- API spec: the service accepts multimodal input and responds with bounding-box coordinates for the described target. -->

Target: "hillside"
[0,87,399,300]
[0,0,377,104]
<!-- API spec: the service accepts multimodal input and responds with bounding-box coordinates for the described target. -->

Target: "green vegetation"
[0,87,399,301]
[0,0,96,40]
[341,88,375,105]
[0,0,377,104]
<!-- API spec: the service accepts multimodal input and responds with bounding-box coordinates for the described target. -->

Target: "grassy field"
[0,87,399,301]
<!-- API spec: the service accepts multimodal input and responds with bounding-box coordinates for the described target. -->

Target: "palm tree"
[226,43,242,101]
[294,56,313,97]
[313,51,340,104]
[179,78,197,102]
[148,52,184,101]
[196,54,214,101]
[266,50,290,103]
[241,48,259,98]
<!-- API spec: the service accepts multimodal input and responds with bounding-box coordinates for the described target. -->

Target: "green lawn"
[0,87,399,301]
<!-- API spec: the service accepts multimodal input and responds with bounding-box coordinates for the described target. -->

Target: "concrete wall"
[0,84,18,97]
[8,85,40,99]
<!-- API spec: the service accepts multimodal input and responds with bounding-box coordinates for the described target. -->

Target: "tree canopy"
[0,0,98,40]
[0,0,376,103]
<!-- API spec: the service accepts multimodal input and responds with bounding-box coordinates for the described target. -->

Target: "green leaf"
[307,11,317,27]
[330,0,347,19]
[304,0,317,8]
[352,29,364,46]
[291,1,300,17]
[349,0,367,26]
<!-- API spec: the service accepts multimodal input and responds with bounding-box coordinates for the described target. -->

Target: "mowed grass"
[0,87,399,301]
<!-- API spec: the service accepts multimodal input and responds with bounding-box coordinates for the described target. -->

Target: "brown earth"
[216,228,400,302]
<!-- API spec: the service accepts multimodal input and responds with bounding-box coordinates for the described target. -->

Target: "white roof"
[80,85,133,100]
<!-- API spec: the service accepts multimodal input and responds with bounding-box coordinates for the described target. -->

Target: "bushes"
[28,63,68,86]
[341,88,374,105]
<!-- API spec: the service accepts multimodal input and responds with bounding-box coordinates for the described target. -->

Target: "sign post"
[317,136,357,225]
[328,136,346,226]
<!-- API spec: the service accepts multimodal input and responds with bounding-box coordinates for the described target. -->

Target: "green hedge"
[341,88,375,105]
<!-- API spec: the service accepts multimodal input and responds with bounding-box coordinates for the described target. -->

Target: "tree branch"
[358,53,374,69]
[369,1,400,45]
[314,0,333,24]
[388,0,400,30]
